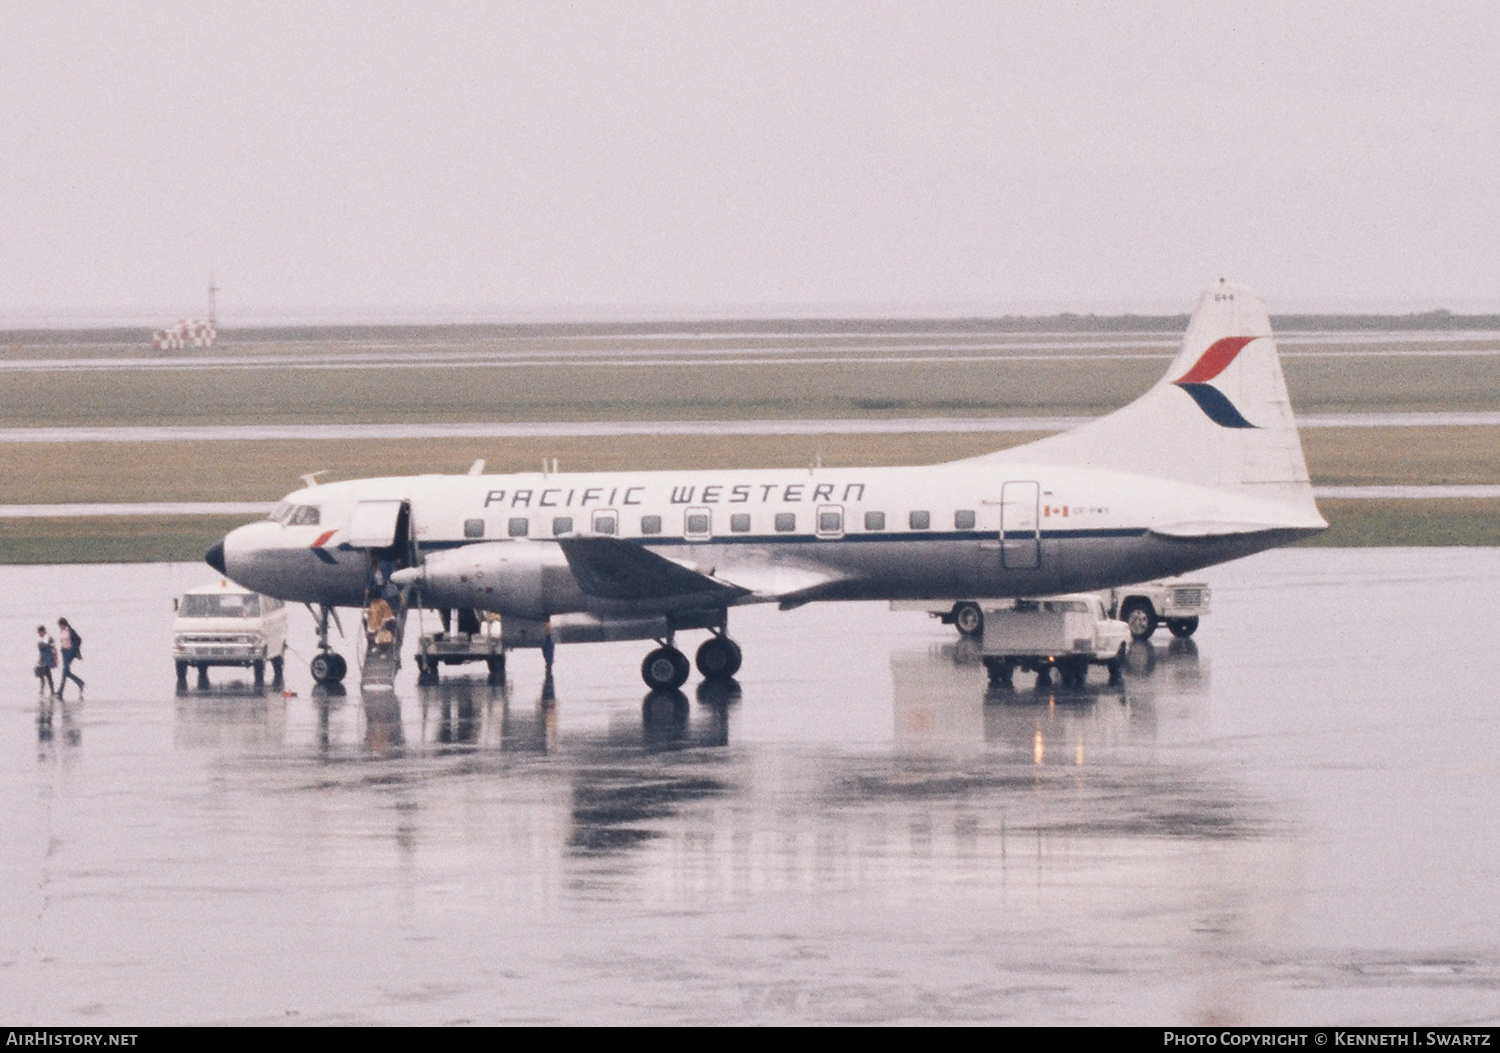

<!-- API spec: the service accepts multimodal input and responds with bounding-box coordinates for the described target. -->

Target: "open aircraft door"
[345,499,415,566]
[1000,481,1040,570]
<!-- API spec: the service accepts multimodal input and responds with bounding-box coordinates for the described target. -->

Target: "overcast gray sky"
[3,2,1498,324]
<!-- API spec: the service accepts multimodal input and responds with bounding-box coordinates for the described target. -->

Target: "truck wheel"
[253,660,265,686]
[1167,617,1199,638]
[1122,600,1158,640]
[1061,656,1088,686]
[952,602,984,638]
[176,660,189,687]
[415,656,438,685]
[983,656,1013,686]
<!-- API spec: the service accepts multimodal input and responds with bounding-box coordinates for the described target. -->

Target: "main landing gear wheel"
[952,602,984,638]
[1122,601,1158,641]
[1166,616,1199,638]
[642,646,691,691]
[695,636,742,680]
[310,651,347,684]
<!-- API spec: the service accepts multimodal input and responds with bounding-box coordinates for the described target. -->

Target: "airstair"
[360,596,407,691]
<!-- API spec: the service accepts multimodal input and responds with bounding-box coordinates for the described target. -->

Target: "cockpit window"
[270,503,319,525]
[181,594,261,618]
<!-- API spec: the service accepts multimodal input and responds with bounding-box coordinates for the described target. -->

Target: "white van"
[173,580,288,689]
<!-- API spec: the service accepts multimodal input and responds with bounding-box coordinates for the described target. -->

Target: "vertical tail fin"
[978,282,1325,527]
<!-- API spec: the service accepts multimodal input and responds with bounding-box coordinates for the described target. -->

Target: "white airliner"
[207,282,1326,690]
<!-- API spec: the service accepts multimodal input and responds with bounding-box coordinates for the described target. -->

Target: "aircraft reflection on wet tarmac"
[9,551,1500,1024]
[157,617,1246,868]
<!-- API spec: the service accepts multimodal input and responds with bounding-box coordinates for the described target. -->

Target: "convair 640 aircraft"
[207,282,1325,690]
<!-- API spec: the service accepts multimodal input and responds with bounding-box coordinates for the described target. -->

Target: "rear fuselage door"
[1000,481,1040,569]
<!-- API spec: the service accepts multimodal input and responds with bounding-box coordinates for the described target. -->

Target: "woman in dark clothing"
[36,625,57,696]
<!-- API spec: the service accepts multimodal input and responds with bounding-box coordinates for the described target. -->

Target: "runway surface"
[1,411,1498,445]
[4,329,1500,374]
[2,548,1498,1024]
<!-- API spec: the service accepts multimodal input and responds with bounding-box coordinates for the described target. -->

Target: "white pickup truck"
[894,578,1210,642]
[173,580,288,689]
[978,594,1128,693]
[979,594,1131,688]
[1101,580,1211,640]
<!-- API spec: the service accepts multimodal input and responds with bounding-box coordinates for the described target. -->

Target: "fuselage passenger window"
[641,515,663,535]
[509,517,529,537]
[954,510,975,530]
[593,513,617,535]
[686,513,710,534]
[775,513,796,533]
[909,510,930,530]
[552,517,573,535]
[464,518,485,538]
[864,511,885,531]
[730,513,751,533]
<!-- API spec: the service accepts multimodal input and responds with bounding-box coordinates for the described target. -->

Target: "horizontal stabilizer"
[1150,520,1306,538]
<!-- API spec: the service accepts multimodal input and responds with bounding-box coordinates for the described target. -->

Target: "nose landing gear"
[308,604,348,684]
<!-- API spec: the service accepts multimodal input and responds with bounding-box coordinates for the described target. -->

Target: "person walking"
[57,617,84,699]
[35,625,57,696]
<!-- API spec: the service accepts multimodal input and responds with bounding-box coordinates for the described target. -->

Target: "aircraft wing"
[557,537,750,602]
[557,536,846,606]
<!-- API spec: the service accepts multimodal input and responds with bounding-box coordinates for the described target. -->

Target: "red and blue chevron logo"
[1172,337,1261,428]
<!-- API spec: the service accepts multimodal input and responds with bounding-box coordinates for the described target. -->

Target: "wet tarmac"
[3,548,1499,1025]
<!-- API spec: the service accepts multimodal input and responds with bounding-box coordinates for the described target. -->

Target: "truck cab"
[173,580,288,690]
[1103,579,1212,640]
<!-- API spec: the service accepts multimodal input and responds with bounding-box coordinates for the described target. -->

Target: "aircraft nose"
[205,539,226,574]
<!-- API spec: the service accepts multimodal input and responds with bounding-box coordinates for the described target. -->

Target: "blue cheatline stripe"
[1174,383,1257,428]
[414,528,1149,553]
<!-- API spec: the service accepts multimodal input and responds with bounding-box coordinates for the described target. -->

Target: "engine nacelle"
[402,541,585,619]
